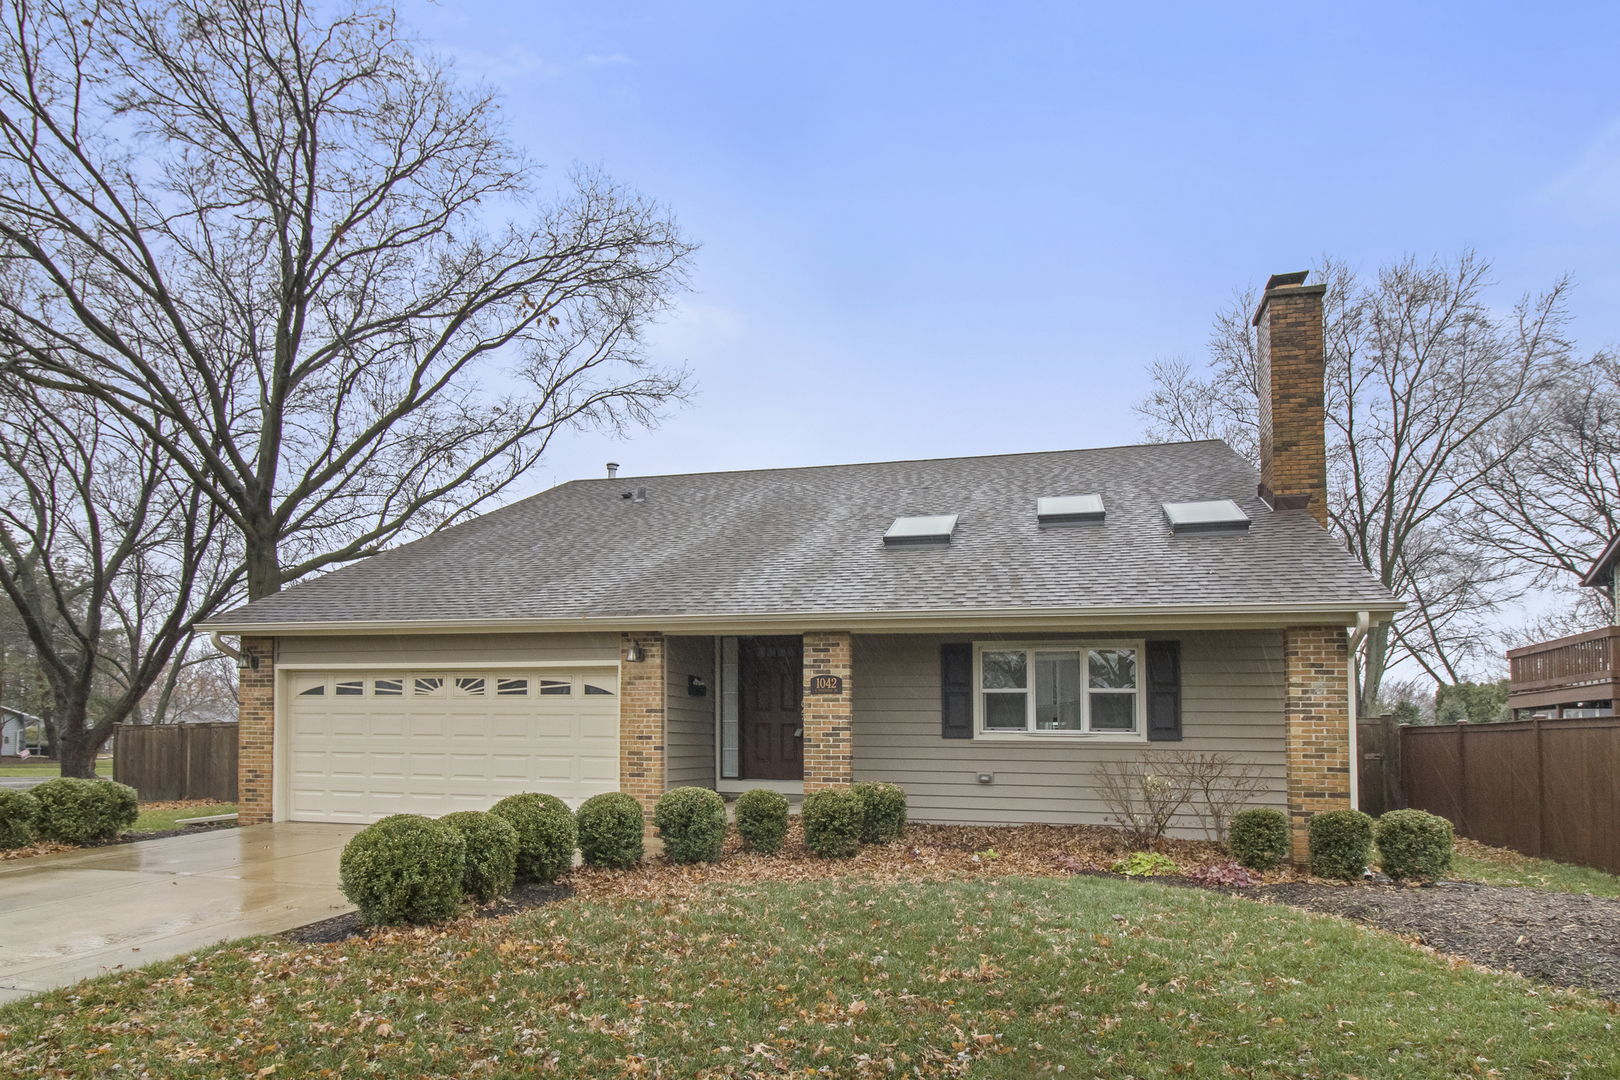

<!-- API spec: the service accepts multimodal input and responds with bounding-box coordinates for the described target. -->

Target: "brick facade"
[1256,282,1329,528]
[1284,625,1352,865]
[802,631,853,790]
[237,636,276,826]
[619,632,666,828]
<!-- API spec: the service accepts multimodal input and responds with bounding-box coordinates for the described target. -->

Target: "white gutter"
[209,632,242,662]
[199,600,1404,637]
[1346,611,1372,812]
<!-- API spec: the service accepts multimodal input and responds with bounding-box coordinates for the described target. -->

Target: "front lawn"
[131,802,237,834]
[1449,836,1620,899]
[2,874,1613,1078]
[0,758,112,777]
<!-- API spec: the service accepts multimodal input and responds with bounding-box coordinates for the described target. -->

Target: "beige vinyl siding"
[664,635,717,789]
[851,631,1286,833]
[275,633,620,667]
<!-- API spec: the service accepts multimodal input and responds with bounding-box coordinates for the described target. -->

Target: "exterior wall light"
[625,641,644,663]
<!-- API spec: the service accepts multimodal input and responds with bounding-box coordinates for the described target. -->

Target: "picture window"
[976,643,1141,736]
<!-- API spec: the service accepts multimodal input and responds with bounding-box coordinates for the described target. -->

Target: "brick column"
[237,637,276,826]
[802,631,853,790]
[1284,625,1352,865]
[619,632,665,829]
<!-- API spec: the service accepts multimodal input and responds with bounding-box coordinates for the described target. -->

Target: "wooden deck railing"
[1507,626,1620,711]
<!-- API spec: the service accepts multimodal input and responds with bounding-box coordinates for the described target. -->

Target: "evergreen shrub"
[735,788,789,855]
[0,789,40,848]
[490,792,577,883]
[577,792,646,869]
[339,814,466,926]
[1375,808,1454,881]
[802,787,863,859]
[33,777,139,844]
[1228,807,1290,871]
[1309,809,1374,879]
[852,781,907,844]
[653,787,727,864]
[440,810,519,902]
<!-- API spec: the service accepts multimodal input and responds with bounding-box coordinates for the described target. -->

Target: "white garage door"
[286,668,619,823]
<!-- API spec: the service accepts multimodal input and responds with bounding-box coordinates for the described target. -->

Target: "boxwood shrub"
[339,814,467,926]
[577,792,646,869]
[490,792,577,883]
[1309,808,1374,879]
[654,786,727,864]
[0,789,40,849]
[735,788,789,855]
[33,777,139,844]
[1228,807,1290,871]
[1375,808,1454,881]
[440,810,519,902]
[802,787,863,859]
[852,781,907,844]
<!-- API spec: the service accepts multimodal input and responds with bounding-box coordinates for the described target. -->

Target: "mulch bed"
[1251,881,1620,999]
[281,882,574,945]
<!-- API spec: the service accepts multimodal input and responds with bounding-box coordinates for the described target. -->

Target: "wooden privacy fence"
[1401,717,1620,875]
[113,722,238,803]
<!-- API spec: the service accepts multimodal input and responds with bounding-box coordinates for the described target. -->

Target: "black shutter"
[940,643,973,739]
[1146,640,1182,742]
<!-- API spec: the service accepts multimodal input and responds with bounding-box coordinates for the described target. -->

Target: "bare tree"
[1136,253,1570,712]
[1092,756,1194,848]
[1134,286,1265,466]
[1161,750,1269,846]
[1468,351,1620,630]
[0,0,694,601]
[0,384,240,775]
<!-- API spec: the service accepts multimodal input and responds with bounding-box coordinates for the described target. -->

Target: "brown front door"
[741,636,803,780]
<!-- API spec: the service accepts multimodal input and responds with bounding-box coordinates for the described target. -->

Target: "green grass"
[1451,848,1620,899]
[0,758,112,777]
[2,875,1614,1078]
[130,803,237,834]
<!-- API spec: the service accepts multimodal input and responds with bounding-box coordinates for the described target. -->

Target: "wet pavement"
[0,822,361,1004]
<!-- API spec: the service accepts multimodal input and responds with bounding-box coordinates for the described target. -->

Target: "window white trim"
[972,639,1148,742]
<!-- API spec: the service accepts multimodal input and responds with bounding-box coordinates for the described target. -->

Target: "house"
[1505,537,1620,720]
[202,271,1401,864]
[1,705,45,757]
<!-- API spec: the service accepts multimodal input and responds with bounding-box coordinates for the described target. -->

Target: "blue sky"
[402,0,1620,490]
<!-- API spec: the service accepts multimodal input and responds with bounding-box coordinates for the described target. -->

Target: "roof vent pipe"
[633,486,647,503]
[606,462,619,478]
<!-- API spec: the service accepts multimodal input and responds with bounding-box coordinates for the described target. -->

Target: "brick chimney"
[1252,271,1329,527]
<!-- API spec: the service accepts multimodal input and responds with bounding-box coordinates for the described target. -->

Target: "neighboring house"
[1,705,45,757]
[202,272,1401,864]
[1506,538,1620,720]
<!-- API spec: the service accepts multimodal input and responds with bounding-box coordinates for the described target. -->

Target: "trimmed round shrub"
[1228,807,1290,871]
[1375,808,1454,882]
[1308,808,1374,880]
[0,789,40,849]
[339,814,467,926]
[577,792,646,869]
[802,787,863,859]
[735,788,789,855]
[853,781,907,844]
[654,787,727,865]
[33,777,140,844]
[490,792,577,883]
[440,810,519,903]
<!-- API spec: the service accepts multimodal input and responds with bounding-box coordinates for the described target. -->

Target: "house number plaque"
[808,675,843,694]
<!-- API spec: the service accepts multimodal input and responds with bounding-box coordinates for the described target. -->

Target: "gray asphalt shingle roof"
[210,440,1396,627]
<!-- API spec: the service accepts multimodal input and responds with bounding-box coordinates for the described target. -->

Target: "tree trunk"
[55,716,106,778]
[245,522,282,601]
[1359,621,1392,718]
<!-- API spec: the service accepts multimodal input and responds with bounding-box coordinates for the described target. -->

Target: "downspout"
[1346,612,1372,812]
[210,632,242,663]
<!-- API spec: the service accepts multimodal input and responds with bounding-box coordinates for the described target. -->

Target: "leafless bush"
[1161,750,1270,846]
[1092,757,1194,848]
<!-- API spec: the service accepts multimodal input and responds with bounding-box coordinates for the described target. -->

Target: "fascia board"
[202,601,1404,637]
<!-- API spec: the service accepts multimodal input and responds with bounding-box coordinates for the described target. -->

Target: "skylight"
[884,514,958,546]
[1162,500,1250,534]
[1037,494,1105,525]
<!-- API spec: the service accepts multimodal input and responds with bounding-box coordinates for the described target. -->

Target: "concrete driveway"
[0,822,361,1005]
